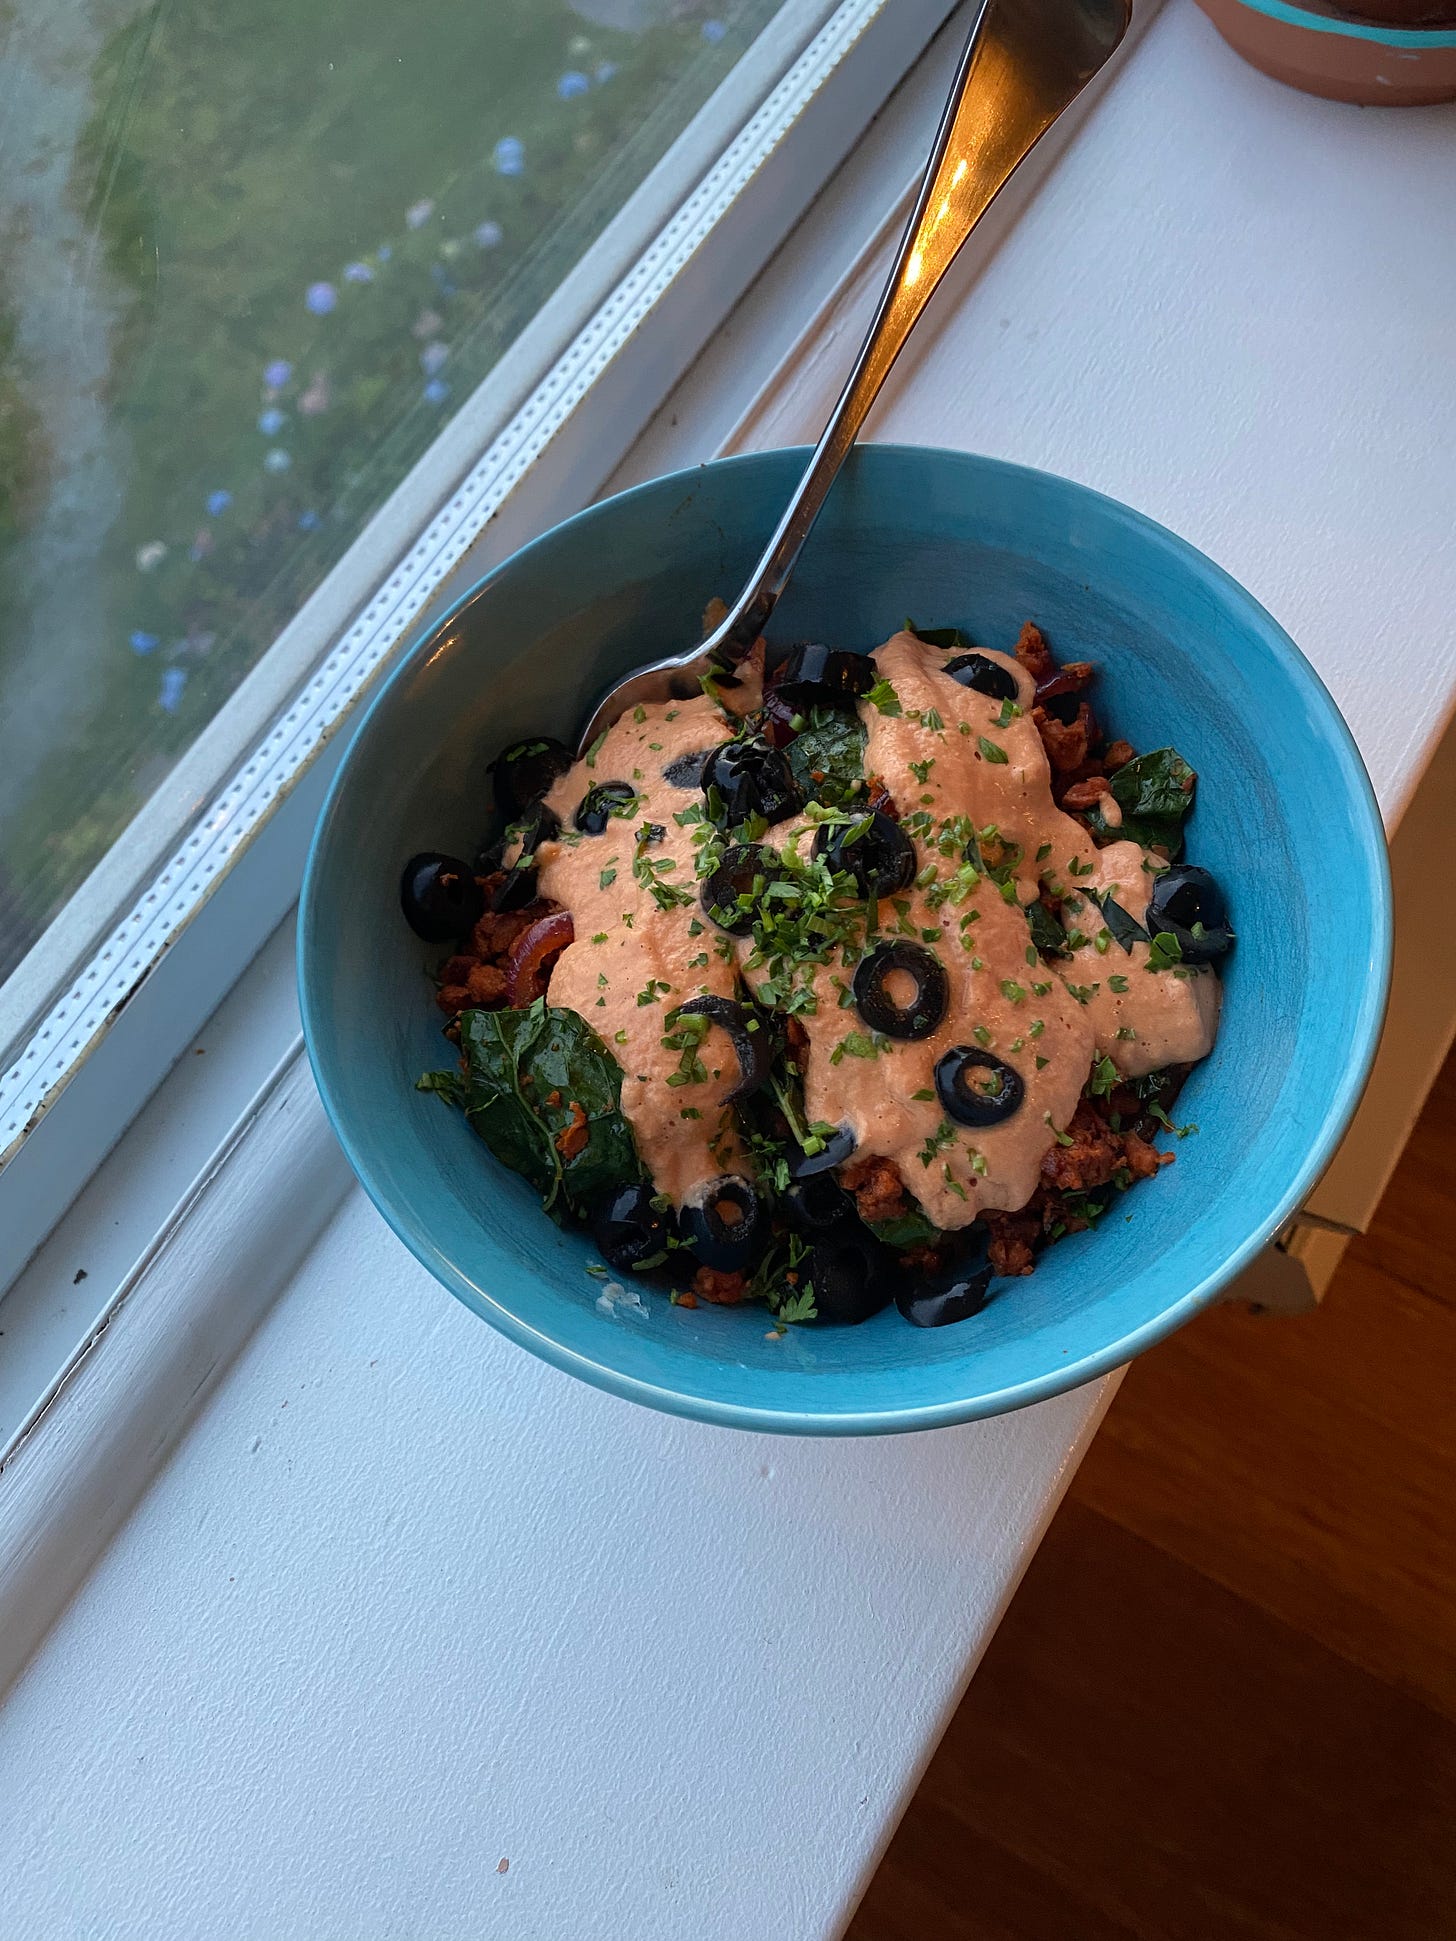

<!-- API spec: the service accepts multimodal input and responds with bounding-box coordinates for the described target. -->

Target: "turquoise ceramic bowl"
[299,447,1390,1435]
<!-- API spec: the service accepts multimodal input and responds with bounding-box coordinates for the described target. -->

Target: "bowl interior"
[300,446,1389,1433]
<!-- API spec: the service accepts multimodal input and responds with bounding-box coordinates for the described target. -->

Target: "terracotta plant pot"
[1193,0,1456,103]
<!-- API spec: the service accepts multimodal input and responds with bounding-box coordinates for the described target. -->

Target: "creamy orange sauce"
[536,690,750,1203]
[859,632,1219,1085]
[535,630,1219,1224]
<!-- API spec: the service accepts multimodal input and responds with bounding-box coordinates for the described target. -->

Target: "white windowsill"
[3,7,1456,1935]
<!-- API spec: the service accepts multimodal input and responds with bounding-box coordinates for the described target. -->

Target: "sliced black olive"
[1040,691,1082,726]
[591,1183,675,1275]
[521,801,562,849]
[772,643,874,711]
[680,1176,767,1273]
[1146,864,1234,964]
[663,747,717,789]
[670,995,769,1103]
[488,802,560,911]
[489,868,536,913]
[473,832,507,876]
[786,1122,856,1180]
[853,941,948,1041]
[574,779,639,835]
[896,1229,993,1328]
[1099,893,1149,953]
[805,1230,893,1325]
[400,852,485,942]
[702,734,802,829]
[781,1173,857,1236]
[935,1046,1025,1128]
[813,810,915,899]
[701,844,787,936]
[488,736,573,816]
[944,652,1019,702]
[640,821,666,846]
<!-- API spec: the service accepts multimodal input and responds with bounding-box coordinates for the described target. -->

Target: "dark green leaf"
[1098,894,1149,953]
[868,1206,944,1251]
[444,1005,642,1218]
[1144,929,1184,973]
[1086,1053,1119,1098]
[786,707,867,808]
[415,1067,464,1108]
[1112,746,1198,819]
[774,1287,818,1327]
[837,1031,879,1060]
[905,621,975,651]
[1084,747,1196,857]
[1058,1187,1115,1229]
[1025,900,1069,959]
[447,1004,558,1200]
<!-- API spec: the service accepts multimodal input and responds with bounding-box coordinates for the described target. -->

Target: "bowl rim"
[1220,0,1456,46]
[299,443,1393,1436]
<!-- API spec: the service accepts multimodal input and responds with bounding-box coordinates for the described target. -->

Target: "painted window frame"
[0,0,962,1295]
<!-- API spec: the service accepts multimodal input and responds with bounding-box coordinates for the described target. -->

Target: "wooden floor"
[848,1050,1456,1941]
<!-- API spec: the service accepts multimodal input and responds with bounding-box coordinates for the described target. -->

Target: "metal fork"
[576,0,1130,754]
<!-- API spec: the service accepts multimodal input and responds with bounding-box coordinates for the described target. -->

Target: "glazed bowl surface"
[1192,0,1456,105]
[299,445,1390,1435]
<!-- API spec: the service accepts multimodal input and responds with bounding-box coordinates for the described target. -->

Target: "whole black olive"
[400,852,485,942]
[591,1183,675,1275]
[934,1047,1025,1127]
[574,780,639,835]
[489,801,560,912]
[805,1230,893,1325]
[663,747,717,790]
[781,1173,857,1236]
[898,1275,992,1327]
[944,653,1019,702]
[702,734,802,828]
[488,736,573,816]
[852,941,948,1041]
[670,995,769,1102]
[489,867,537,914]
[813,810,915,899]
[772,643,874,711]
[786,1122,857,1180]
[1146,864,1234,964]
[701,845,788,936]
[896,1229,994,1328]
[680,1176,767,1273]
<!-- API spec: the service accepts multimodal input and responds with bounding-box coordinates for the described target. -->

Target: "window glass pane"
[0,0,780,979]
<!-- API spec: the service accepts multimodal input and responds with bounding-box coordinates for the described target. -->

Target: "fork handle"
[708,0,1128,660]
